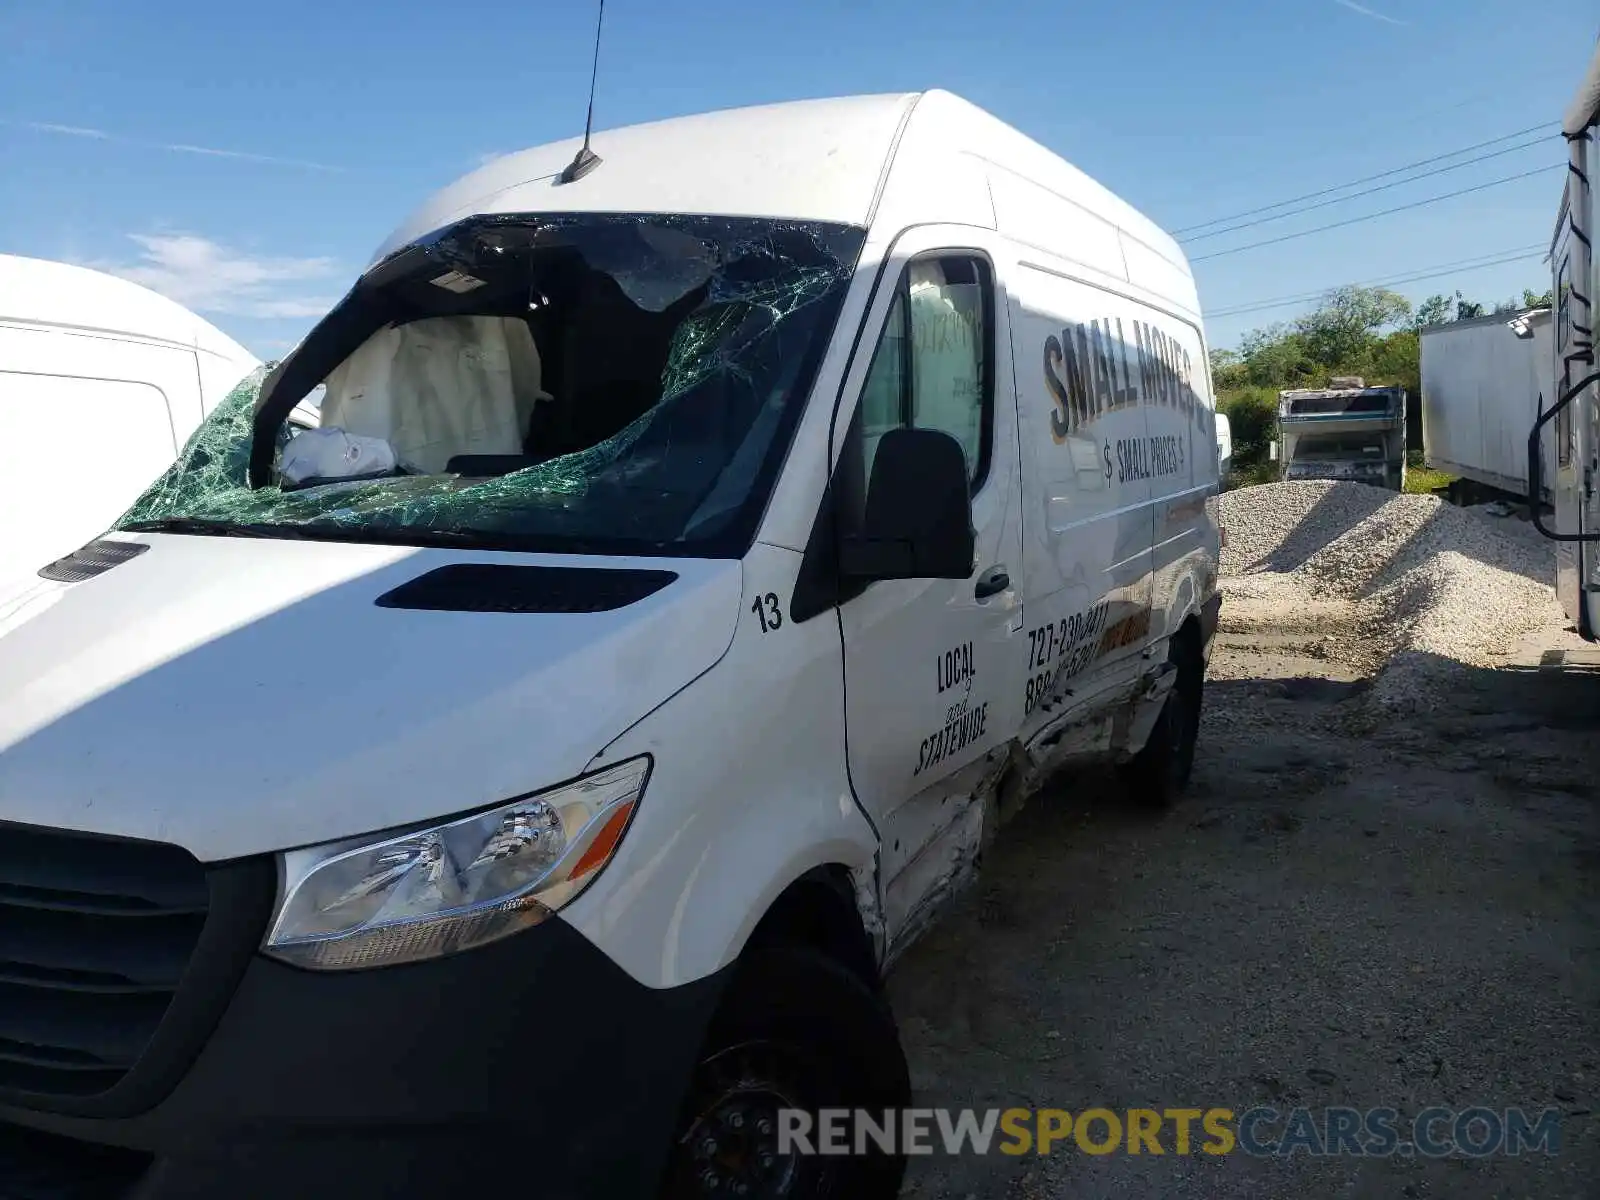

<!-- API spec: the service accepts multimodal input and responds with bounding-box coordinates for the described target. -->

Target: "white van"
[0,92,1221,1199]
[0,254,262,589]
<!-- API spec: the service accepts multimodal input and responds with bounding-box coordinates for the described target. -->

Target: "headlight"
[263,757,650,971]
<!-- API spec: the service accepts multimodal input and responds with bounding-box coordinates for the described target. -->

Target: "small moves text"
[1044,316,1203,442]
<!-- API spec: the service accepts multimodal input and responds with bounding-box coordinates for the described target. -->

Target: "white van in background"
[0,92,1221,1200]
[0,254,261,587]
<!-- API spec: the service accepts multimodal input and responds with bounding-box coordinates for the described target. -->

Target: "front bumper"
[0,904,727,1199]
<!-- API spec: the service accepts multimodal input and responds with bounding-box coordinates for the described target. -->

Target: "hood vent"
[37,540,150,584]
[374,564,678,614]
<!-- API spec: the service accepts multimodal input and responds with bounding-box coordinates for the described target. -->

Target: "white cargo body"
[0,255,260,588]
[1420,307,1555,501]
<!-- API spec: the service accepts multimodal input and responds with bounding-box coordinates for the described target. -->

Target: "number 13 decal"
[752,592,783,633]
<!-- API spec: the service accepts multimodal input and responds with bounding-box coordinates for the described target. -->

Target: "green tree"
[1456,298,1486,320]
[1217,386,1281,483]
[1209,347,1246,391]
[1238,324,1316,387]
[1522,287,1555,308]
[1294,285,1413,369]
[1369,329,1420,396]
[1414,292,1459,329]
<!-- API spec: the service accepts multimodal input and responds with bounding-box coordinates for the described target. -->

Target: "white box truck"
[0,91,1221,1199]
[1421,307,1554,503]
[0,255,262,591]
[1531,40,1600,638]
[1274,377,1408,490]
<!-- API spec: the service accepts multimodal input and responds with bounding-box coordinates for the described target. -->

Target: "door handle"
[975,565,1011,600]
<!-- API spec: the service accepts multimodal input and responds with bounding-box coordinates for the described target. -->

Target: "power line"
[1188,165,1561,263]
[1181,137,1551,243]
[1208,246,1547,319]
[1174,120,1553,234]
[1209,245,1544,316]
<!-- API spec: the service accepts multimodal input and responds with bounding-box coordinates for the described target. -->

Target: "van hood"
[0,534,740,862]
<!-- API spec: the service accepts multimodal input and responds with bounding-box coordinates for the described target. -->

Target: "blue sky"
[1,0,1594,358]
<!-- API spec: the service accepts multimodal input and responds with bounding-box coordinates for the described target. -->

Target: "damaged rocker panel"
[875,654,1177,970]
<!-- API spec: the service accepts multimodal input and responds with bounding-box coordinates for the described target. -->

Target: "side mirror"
[1269,441,1280,462]
[840,427,975,581]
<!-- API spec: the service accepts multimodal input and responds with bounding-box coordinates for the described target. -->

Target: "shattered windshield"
[117,214,866,556]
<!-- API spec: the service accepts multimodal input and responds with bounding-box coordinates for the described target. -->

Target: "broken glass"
[117,214,867,556]
[573,222,719,312]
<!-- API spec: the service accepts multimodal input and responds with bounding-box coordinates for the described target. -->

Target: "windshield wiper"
[120,518,306,539]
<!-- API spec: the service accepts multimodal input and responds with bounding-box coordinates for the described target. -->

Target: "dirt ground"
[888,601,1600,1199]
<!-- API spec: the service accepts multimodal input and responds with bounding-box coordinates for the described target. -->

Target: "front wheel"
[660,947,910,1200]
[1119,633,1203,809]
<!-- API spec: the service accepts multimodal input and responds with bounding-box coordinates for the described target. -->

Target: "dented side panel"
[879,748,1006,966]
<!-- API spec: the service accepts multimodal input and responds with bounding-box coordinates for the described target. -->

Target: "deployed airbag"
[319,316,550,474]
[279,428,398,487]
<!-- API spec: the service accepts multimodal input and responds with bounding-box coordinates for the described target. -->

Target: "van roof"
[371,90,1191,292]
[0,253,258,366]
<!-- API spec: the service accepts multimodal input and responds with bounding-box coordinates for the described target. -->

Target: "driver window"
[855,254,993,493]
[858,292,907,478]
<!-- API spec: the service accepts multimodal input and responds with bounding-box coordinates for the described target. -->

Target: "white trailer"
[1421,307,1554,503]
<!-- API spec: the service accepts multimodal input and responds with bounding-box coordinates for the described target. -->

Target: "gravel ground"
[889,481,1600,1199]
[1217,481,1583,715]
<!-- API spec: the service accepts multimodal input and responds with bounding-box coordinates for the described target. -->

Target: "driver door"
[830,228,1025,953]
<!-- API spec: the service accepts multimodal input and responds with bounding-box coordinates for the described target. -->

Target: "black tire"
[1119,632,1203,809]
[660,947,910,1200]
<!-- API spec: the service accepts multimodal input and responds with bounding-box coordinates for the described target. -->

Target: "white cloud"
[1332,0,1407,25]
[99,234,344,320]
[24,121,109,140]
[235,296,339,319]
[1,118,343,171]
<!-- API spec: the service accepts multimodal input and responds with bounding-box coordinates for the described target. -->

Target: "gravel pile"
[1219,481,1569,712]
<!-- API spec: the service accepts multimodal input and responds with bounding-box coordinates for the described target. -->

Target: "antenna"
[558,0,606,184]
